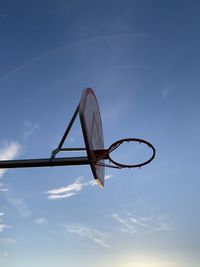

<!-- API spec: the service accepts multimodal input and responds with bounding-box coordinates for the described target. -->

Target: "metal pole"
[0,156,89,169]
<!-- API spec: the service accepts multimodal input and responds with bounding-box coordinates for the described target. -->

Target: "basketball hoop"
[0,88,156,188]
[94,138,156,169]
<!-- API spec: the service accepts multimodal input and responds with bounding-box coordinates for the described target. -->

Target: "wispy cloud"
[0,251,8,261]
[0,188,8,192]
[0,182,8,192]
[112,213,137,233]
[0,11,8,19]
[0,141,21,161]
[162,81,177,97]
[0,141,21,178]
[46,174,114,200]
[22,121,40,139]
[0,212,7,232]
[0,237,16,245]
[34,217,48,225]
[112,212,171,234]
[64,224,110,248]
[2,252,8,257]
[6,195,31,218]
[89,174,114,186]
[46,177,85,199]
[0,224,6,232]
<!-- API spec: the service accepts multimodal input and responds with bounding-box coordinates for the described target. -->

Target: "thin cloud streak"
[64,224,110,248]
[48,192,76,199]
[46,177,84,199]
[0,188,8,192]
[112,213,137,233]
[46,174,114,200]
[112,212,171,233]
[0,33,152,82]
[47,177,83,194]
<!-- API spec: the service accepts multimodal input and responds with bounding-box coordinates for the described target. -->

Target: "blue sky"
[0,0,200,266]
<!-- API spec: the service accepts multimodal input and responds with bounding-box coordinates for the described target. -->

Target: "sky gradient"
[0,1,200,266]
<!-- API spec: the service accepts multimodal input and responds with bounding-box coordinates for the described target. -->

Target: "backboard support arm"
[0,103,90,170]
[51,103,81,159]
[0,157,89,169]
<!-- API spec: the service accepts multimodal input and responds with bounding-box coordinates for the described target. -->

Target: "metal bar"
[59,148,86,152]
[51,104,80,158]
[0,156,89,169]
[58,104,80,150]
